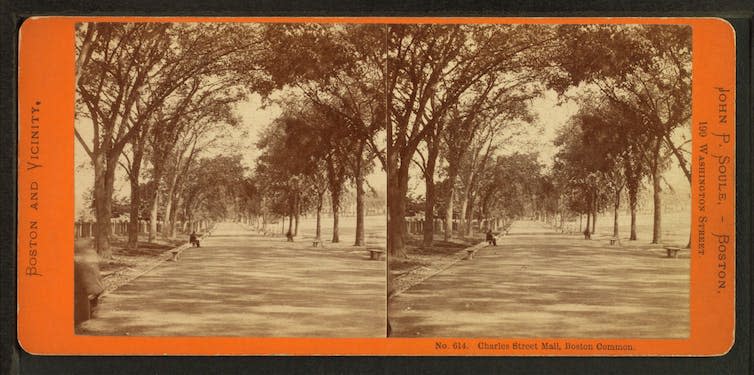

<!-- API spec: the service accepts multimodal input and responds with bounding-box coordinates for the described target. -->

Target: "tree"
[76,23,171,257]
[76,23,256,256]
[476,153,543,225]
[259,23,386,246]
[254,109,337,241]
[553,24,691,243]
[179,155,246,229]
[386,24,561,256]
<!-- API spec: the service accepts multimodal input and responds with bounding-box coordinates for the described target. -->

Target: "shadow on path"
[389,220,689,338]
[79,222,386,337]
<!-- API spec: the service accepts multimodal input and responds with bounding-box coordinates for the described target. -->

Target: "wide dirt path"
[79,222,386,337]
[389,220,689,338]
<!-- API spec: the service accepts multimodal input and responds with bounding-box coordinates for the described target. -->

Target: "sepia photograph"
[73,22,387,337]
[70,20,693,339]
[385,23,692,338]
[13,13,739,358]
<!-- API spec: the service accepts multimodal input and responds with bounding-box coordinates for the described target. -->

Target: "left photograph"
[73,22,387,337]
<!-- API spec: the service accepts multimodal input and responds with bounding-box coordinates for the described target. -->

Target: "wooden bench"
[609,237,619,246]
[367,249,385,260]
[312,239,321,247]
[466,248,477,260]
[665,246,682,258]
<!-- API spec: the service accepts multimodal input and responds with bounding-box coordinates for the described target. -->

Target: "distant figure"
[190,231,200,247]
[583,228,591,240]
[486,229,497,246]
[286,231,294,242]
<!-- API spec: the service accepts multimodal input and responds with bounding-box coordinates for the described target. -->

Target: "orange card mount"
[17,16,735,356]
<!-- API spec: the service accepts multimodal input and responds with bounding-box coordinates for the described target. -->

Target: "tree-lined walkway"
[79,222,386,337]
[389,220,689,338]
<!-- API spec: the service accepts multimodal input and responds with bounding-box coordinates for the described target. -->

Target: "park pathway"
[79,222,386,337]
[389,220,690,338]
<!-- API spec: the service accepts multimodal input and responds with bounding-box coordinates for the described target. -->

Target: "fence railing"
[74,220,212,239]
[403,217,509,235]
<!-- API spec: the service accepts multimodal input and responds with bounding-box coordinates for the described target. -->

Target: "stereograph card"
[16,16,736,356]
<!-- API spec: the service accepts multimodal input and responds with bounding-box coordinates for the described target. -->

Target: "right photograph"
[386,23,692,338]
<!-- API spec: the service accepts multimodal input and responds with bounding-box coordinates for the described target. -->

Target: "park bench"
[609,237,620,246]
[170,248,182,261]
[312,239,321,247]
[367,248,385,260]
[664,246,682,258]
[466,248,478,260]
[171,243,192,262]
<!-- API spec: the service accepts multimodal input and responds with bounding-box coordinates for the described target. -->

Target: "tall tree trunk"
[294,194,300,236]
[630,204,638,240]
[161,172,179,237]
[126,146,144,249]
[288,212,293,235]
[422,161,438,247]
[613,187,621,238]
[126,178,141,249]
[148,193,159,242]
[326,157,345,244]
[421,134,440,247]
[651,167,663,244]
[624,156,641,241]
[444,188,454,241]
[443,165,459,241]
[585,211,591,236]
[387,156,410,257]
[93,153,113,258]
[147,160,167,242]
[316,202,322,240]
[168,194,181,239]
[459,191,469,238]
[331,189,340,243]
[126,184,141,249]
[628,182,639,241]
[585,192,592,237]
[591,195,597,234]
[651,138,663,244]
[422,176,435,247]
[465,194,476,236]
[354,163,365,246]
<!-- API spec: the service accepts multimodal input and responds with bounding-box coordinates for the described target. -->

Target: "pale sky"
[407,87,691,199]
[76,85,688,218]
[408,89,577,195]
[74,92,387,218]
